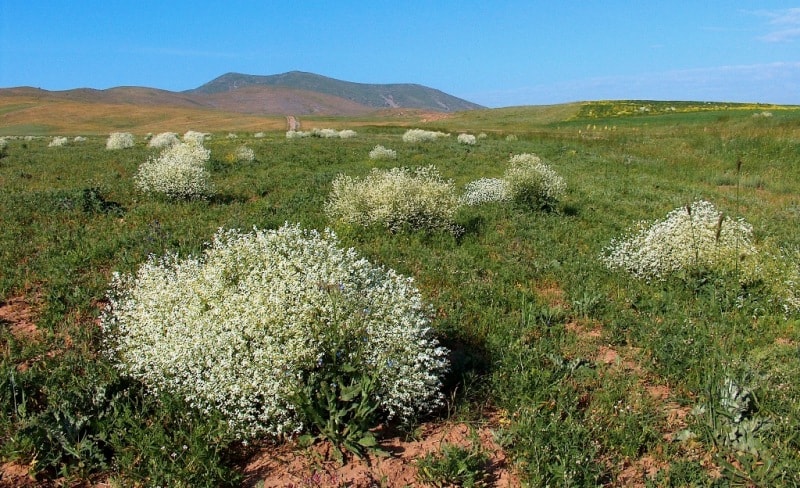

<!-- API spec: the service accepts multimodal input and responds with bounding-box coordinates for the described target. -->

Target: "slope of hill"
[188,71,484,112]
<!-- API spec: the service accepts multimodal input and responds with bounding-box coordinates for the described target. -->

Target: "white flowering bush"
[505,134,518,141]
[134,142,213,200]
[73,136,86,143]
[326,166,461,233]
[106,132,135,150]
[102,223,448,438]
[254,132,266,138]
[602,200,756,281]
[286,130,311,139]
[457,133,476,145]
[48,136,68,147]
[460,178,511,206]
[368,145,397,160]
[0,138,7,150]
[504,153,566,209]
[148,132,180,149]
[183,130,207,145]
[235,145,255,162]
[402,129,449,143]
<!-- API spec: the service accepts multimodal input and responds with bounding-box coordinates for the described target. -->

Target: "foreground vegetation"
[1,103,800,486]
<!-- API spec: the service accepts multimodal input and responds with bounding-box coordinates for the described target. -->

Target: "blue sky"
[1,1,799,107]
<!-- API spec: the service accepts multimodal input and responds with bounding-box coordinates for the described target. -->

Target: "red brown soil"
[0,295,40,342]
[242,416,521,487]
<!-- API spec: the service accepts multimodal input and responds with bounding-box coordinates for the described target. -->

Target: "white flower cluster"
[148,132,180,149]
[504,153,566,208]
[308,128,358,139]
[73,136,86,142]
[106,132,135,150]
[235,145,255,162]
[286,130,311,139]
[226,133,238,139]
[457,133,476,145]
[602,200,756,281]
[326,166,461,233]
[368,145,397,160]
[254,132,266,138]
[102,223,448,438]
[460,178,511,206]
[0,138,7,150]
[183,130,207,145]
[134,142,213,200]
[402,129,449,143]
[48,136,68,147]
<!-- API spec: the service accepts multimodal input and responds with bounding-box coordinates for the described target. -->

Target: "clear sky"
[1,1,799,107]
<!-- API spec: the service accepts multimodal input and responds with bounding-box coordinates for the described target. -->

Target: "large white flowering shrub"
[368,145,397,160]
[102,223,449,438]
[457,133,477,145]
[460,178,511,206]
[134,142,213,200]
[504,153,566,209]
[183,130,207,145]
[48,136,68,147]
[106,132,135,150]
[286,130,311,139]
[402,129,449,143]
[602,200,756,281]
[326,166,461,233]
[148,132,180,149]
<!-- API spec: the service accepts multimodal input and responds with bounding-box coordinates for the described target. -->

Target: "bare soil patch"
[0,295,39,341]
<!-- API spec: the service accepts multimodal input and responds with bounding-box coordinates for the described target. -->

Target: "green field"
[1,104,799,486]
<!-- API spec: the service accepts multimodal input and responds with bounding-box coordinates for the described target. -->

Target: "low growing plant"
[504,153,566,210]
[48,136,68,147]
[101,223,449,439]
[368,145,397,160]
[460,178,511,206]
[402,129,449,143]
[416,440,491,488]
[457,133,477,145]
[326,166,462,233]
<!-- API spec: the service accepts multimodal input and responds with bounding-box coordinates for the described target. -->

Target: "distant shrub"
[148,132,180,149]
[183,130,207,145]
[254,132,266,138]
[134,142,213,200]
[602,200,756,281]
[308,128,356,139]
[338,129,357,139]
[457,133,476,145]
[286,130,310,139]
[226,133,238,139]
[752,111,773,118]
[106,132,135,150]
[326,165,461,233]
[235,145,255,162]
[48,136,68,147]
[73,136,86,142]
[368,145,397,160]
[460,178,511,206]
[402,129,449,143]
[102,223,448,438]
[505,134,518,141]
[477,132,488,139]
[0,138,7,151]
[504,153,566,209]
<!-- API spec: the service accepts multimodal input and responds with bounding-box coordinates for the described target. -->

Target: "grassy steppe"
[1,104,800,486]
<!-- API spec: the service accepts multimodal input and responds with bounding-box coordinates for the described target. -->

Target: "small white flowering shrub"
[73,136,86,142]
[134,142,213,200]
[326,166,461,233]
[504,153,566,209]
[0,138,7,150]
[505,134,518,141]
[460,178,511,206]
[102,223,449,438]
[235,145,255,162]
[402,129,449,143]
[226,133,238,139]
[48,136,68,147]
[286,130,311,139]
[106,132,135,150]
[254,132,266,138]
[368,145,397,160]
[148,132,180,149]
[602,200,756,281]
[338,129,357,139]
[457,133,476,145]
[183,130,207,145]
[309,128,357,139]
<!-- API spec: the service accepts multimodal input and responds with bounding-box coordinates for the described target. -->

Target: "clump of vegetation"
[602,200,755,281]
[183,130,207,145]
[148,132,180,149]
[457,133,477,145]
[402,129,449,143]
[286,130,311,139]
[368,145,397,160]
[134,142,213,200]
[326,165,461,233]
[460,178,511,206]
[416,441,491,487]
[106,132,135,150]
[48,136,68,147]
[308,128,357,139]
[504,153,566,209]
[101,224,449,439]
[235,145,255,162]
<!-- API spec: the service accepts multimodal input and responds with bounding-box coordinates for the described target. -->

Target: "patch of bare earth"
[0,295,40,343]
[241,415,520,487]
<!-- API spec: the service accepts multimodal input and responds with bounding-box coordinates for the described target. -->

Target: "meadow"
[1,103,799,486]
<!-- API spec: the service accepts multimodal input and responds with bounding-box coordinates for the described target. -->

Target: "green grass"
[1,107,800,485]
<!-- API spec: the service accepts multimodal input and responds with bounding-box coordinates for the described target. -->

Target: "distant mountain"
[187,71,484,112]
